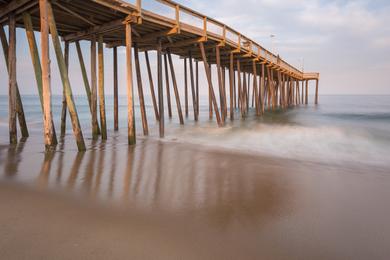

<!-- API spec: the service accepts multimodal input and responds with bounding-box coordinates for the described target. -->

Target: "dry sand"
[1,137,390,259]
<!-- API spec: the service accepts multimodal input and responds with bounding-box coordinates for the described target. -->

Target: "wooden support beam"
[246,73,250,112]
[40,0,57,149]
[315,79,319,105]
[113,46,119,130]
[208,60,213,120]
[157,39,164,137]
[196,60,199,118]
[0,0,31,19]
[75,41,93,111]
[199,42,222,126]
[23,12,57,145]
[296,79,300,105]
[47,2,85,151]
[1,22,29,140]
[52,0,96,26]
[251,77,255,108]
[237,59,243,117]
[167,49,184,125]
[183,58,188,117]
[8,13,17,144]
[134,43,149,135]
[280,72,286,108]
[267,67,272,110]
[229,52,234,120]
[242,71,247,116]
[98,35,107,140]
[252,60,259,115]
[145,51,159,121]
[163,53,172,118]
[63,19,123,42]
[216,46,226,123]
[233,69,237,109]
[188,50,198,121]
[90,36,99,139]
[222,66,227,118]
[260,63,265,113]
[271,69,276,109]
[215,46,224,122]
[305,80,309,105]
[60,41,69,137]
[125,22,136,144]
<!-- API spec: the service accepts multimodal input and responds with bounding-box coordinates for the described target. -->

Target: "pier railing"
[122,0,306,79]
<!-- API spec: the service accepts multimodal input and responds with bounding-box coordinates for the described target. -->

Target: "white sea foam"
[165,122,390,168]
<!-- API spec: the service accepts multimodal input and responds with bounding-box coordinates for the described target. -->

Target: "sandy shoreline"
[1,137,390,259]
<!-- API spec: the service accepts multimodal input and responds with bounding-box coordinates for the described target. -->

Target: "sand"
[1,137,390,259]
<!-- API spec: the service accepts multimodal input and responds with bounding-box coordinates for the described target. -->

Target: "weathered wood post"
[260,63,265,113]
[196,61,199,118]
[0,25,29,139]
[113,47,119,130]
[242,71,247,115]
[233,71,237,109]
[167,49,184,125]
[237,59,242,115]
[277,71,282,108]
[145,51,159,120]
[252,60,259,115]
[125,22,136,144]
[297,79,300,105]
[157,39,164,137]
[246,73,250,111]
[90,36,99,140]
[199,42,222,126]
[164,53,172,118]
[8,13,17,144]
[216,46,225,122]
[189,50,198,121]
[223,68,228,118]
[39,0,57,149]
[229,52,234,120]
[208,55,213,120]
[23,12,57,145]
[47,2,85,151]
[184,58,188,117]
[60,41,69,136]
[134,43,149,135]
[305,80,309,105]
[98,35,107,140]
[315,79,319,104]
[281,73,285,108]
[75,42,95,116]
[267,67,272,110]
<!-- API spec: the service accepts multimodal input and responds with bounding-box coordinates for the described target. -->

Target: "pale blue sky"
[0,0,389,95]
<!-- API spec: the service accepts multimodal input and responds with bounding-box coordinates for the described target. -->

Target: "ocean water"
[0,95,389,168]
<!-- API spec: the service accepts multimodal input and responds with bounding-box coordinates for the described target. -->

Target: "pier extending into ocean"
[0,0,319,151]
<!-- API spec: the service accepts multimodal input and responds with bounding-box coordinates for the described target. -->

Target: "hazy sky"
[0,0,389,96]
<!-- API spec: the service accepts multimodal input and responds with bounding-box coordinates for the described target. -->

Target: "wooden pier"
[0,0,320,151]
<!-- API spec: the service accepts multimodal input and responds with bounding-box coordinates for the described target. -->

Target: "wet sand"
[1,135,390,259]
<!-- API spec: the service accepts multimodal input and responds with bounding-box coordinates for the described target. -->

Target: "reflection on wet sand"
[2,138,26,178]
[2,134,390,259]
[1,135,289,229]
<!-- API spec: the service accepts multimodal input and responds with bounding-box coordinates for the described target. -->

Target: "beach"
[1,95,390,259]
[1,135,390,259]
